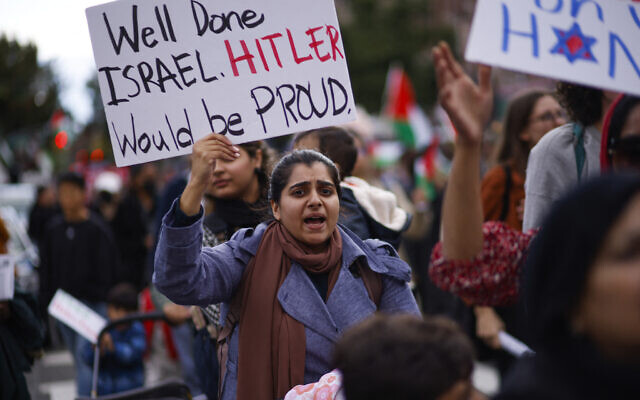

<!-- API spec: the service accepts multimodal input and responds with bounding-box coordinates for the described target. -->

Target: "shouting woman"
[153,134,419,400]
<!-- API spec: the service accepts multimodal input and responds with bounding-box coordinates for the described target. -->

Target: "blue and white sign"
[466,0,640,96]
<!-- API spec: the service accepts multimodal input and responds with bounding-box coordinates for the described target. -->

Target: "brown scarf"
[235,221,343,400]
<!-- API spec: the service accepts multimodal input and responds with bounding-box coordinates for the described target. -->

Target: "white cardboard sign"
[86,0,356,166]
[48,289,107,344]
[466,0,640,96]
[0,255,14,301]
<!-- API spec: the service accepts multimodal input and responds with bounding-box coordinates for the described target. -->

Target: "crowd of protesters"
[0,36,638,400]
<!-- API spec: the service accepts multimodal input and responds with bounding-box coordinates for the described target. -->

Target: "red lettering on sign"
[326,25,344,60]
[306,26,330,62]
[225,39,257,76]
[287,28,313,64]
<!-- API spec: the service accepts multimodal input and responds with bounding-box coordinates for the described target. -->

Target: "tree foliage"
[0,35,61,136]
[339,0,456,112]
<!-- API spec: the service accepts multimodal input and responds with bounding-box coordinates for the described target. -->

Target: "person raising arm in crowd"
[153,134,419,400]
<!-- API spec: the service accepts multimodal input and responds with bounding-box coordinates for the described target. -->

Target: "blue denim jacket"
[154,200,419,400]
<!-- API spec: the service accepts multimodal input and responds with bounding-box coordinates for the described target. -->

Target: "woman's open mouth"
[303,215,326,230]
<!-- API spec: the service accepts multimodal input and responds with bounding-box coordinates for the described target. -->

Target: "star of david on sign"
[550,22,598,64]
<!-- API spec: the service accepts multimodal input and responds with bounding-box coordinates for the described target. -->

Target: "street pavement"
[26,349,76,400]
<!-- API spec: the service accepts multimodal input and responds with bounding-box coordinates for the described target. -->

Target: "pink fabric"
[284,370,345,400]
[429,221,538,306]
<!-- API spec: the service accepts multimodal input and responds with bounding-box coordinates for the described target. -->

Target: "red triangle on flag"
[384,66,416,121]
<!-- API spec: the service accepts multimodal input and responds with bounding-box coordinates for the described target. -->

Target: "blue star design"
[550,22,598,64]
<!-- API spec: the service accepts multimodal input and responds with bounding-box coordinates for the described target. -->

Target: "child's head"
[106,283,139,322]
[332,314,476,400]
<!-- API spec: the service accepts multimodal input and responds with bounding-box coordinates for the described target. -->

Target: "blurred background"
[0,1,559,399]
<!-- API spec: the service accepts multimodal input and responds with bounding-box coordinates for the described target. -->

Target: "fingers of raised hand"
[439,42,464,80]
[194,133,240,162]
[433,45,454,91]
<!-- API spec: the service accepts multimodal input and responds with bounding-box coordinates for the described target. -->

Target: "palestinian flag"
[384,65,433,149]
[414,140,439,201]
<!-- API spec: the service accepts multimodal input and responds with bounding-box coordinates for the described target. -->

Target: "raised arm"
[432,42,492,260]
[153,133,247,306]
[179,133,241,215]
[430,45,539,306]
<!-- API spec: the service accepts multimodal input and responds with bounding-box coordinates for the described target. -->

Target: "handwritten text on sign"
[86,0,356,166]
[466,0,640,96]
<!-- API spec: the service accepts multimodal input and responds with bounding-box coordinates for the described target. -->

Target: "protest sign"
[48,289,107,344]
[466,0,640,96]
[86,0,356,166]
[498,331,534,357]
[0,255,14,300]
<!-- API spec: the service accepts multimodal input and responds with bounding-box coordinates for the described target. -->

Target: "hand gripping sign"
[86,0,356,166]
[466,0,640,97]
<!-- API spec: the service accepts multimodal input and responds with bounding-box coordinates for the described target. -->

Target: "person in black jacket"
[38,172,118,397]
[0,289,44,400]
[112,164,157,291]
[2,216,45,400]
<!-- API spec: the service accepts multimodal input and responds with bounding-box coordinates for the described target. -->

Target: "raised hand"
[434,43,488,261]
[189,133,240,188]
[432,42,493,147]
[180,133,240,216]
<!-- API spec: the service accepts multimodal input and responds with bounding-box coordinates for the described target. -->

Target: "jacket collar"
[233,222,410,282]
[234,222,384,272]
[277,258,378,342]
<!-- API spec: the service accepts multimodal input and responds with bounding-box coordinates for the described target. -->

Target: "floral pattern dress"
[428,221,538,306]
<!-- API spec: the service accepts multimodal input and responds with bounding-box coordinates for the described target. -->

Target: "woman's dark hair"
[556,82,603,127]
[293,126,358,179]
[606,95,640,159]
[107,283,139,312]
[522,173,640,352]
[269,150,341,204]
[332,314,474,400]
[495,90,550,173]
[237,141,274,203]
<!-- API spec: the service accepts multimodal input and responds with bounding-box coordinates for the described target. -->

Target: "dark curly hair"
[555,82,603,127]
[332,314,474,400]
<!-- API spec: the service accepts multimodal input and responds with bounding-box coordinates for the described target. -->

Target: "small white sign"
[48,289,107,344]
[0,255,14,300]
[86,0,356,166]
[499,331,533,357]
[466,0,640,96]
